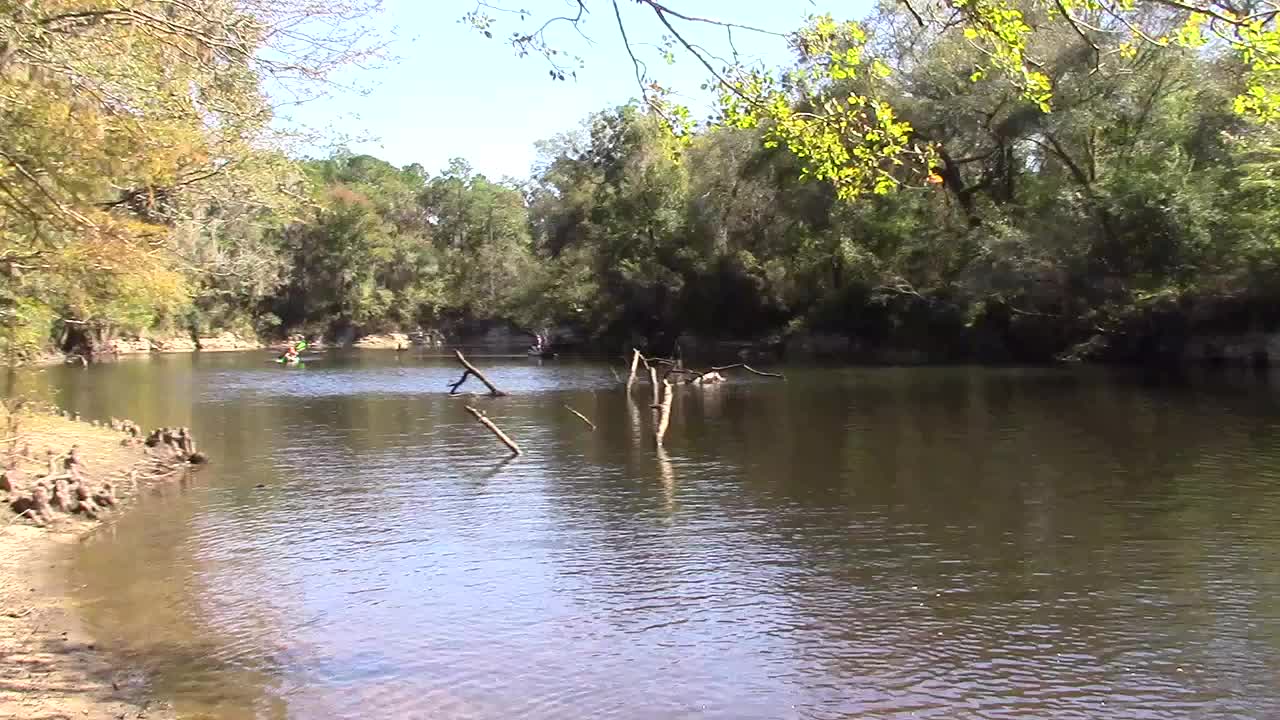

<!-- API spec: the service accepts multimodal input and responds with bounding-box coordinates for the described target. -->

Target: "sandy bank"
[0,413,193,720]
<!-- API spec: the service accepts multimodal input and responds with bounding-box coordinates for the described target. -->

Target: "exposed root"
[4,418,208,529]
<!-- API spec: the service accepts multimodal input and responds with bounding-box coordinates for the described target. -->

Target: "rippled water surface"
[26,352,1280,719]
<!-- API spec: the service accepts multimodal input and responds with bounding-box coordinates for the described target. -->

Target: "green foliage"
[717,15,936,200]
[8,0,1280,363]
[0,0,382,353]
[267,153,538,338]
[475,0,1280,201]
[421,160,537,321]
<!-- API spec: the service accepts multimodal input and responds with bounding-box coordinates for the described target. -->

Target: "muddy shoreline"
[0,413,193,720]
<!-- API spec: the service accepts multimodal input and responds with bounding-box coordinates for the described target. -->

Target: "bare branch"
[611,0,649,94]
[1053,0,1101,72]
[642,3,760,108]
[898,0,928,28]
[634,1,788,38]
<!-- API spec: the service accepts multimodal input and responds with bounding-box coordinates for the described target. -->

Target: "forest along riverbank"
[0,411,205,720]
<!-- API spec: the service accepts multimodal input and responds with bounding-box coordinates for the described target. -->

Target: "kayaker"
[280,340,305,363]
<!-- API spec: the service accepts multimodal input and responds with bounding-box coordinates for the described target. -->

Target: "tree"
[420,159,538,323]
[276,154,441,335]
[528,106,690,341]
[0,0,384,358]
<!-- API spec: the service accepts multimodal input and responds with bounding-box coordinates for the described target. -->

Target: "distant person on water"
[280,340,305,363]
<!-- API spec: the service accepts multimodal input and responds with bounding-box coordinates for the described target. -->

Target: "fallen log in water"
[449,350,508,396]
[464,405,522,456]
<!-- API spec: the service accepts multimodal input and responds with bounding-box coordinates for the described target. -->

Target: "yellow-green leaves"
[1175,13,1209,48]
[711,15,933,201]
[955,0,1052,111]
[1236,83,1280,121]
[1233,16,1280,121]
[0,0,382,354]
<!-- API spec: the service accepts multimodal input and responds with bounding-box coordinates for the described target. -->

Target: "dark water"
[24,352,1280,719]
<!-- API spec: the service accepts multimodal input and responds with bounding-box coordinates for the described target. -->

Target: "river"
[23,351,1280,719]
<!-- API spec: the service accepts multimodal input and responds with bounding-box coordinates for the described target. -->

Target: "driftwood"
[563,405,596,431]
[464,405,521,456]
[649,365,660,406]
[449,350,507,397]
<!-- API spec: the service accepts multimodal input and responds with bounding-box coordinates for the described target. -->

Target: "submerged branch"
[465,405,522,456]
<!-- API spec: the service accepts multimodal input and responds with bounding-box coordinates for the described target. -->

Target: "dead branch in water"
[563,405,596,431]
[649,364,660,405]
[708,363,785,379]
[465,405,522,456]
[624,349,784,385]
[654,380,674,446]
[449,350,507,396]
[625,348,642,390]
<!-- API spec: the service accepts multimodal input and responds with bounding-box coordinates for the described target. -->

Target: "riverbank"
[0,412,187,720]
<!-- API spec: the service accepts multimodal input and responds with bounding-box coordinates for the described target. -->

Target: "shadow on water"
[12,352,1280,719]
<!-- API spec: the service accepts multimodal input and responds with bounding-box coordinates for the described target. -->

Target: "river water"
[23,351,1280,719]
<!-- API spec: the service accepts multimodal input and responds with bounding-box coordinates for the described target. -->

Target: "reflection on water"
[20,352,1280,719]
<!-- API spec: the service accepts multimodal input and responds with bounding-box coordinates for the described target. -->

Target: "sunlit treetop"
[466,0,1280,199]
[0,0,385,345]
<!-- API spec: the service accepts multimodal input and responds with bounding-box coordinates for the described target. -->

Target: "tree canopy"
[0,0,382,358]
[467,0,1280,198]
[3,0,1279,365]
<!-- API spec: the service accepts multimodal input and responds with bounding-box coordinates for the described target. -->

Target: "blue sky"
[280,0,869,181]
